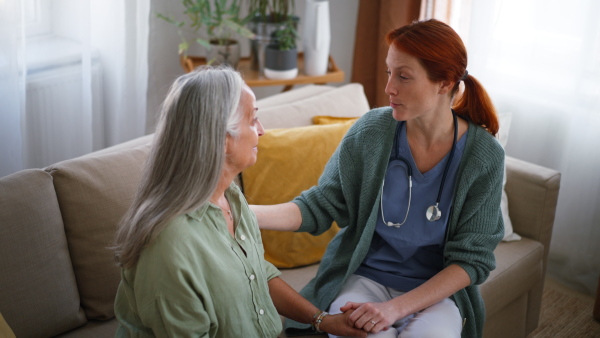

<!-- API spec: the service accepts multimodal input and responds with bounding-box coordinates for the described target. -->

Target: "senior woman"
[112,66,367,337]
[252,19,505,338]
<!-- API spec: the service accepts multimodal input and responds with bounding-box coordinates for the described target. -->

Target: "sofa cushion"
[257,85,336,109]
[243,121,356,268]
[0,313,15,338]
[480,237,544,317]
[257,83,370,129]
[55,318,118,338]
[81,134,154,159]
[0,169,86,338]
[47,142,152,320]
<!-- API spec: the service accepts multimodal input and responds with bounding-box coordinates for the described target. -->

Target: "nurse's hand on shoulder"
[340,301,398,334]
[320,311,368,338]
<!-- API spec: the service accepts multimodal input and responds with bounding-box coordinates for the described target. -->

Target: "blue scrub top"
[355,121,468,292]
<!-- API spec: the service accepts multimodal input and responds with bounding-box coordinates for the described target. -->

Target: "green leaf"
[179,41,190,54]
[222,19,255,39]
[196,38,212,48]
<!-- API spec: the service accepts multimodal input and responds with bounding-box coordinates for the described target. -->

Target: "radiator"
[23,61,104,168]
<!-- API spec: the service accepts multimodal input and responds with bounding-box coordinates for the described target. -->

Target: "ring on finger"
[370,320,377,325]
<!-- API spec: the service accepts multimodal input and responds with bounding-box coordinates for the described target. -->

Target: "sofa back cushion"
[256,84,336,109]
[47,141,152,320]
[257,83,370,129]
[0,169,86,338]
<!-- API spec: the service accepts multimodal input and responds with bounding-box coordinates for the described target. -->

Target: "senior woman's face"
[225,86,264,173]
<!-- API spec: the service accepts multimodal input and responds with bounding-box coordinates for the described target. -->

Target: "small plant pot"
[206,39,241,69]
[248,15,300,74]
[264,46,298,80]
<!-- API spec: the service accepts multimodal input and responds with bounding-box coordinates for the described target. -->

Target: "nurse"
[251,19,505,338]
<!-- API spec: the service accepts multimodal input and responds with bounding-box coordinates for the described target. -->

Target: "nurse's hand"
[319,311,368,338]
[340,301,398,333]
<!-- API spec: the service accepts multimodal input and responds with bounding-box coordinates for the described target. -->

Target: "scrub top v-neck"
[355,121,468,292]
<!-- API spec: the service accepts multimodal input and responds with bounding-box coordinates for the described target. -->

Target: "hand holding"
[318,310,368,338]
[340,301,399,334]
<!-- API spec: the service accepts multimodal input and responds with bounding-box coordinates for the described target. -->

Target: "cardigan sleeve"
[292,108,396,237]
[292,141,355,235]
[445,133,505,286]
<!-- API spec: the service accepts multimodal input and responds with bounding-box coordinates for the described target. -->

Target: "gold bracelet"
[311,310,329,332]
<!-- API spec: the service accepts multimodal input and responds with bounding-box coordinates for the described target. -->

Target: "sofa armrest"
[505,156,561,265]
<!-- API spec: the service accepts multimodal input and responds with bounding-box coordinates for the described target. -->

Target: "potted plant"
[158,0,255,68]
[246,0,297,74]
[264,18,298,79]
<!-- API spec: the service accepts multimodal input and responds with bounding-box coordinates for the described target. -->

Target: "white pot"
[302,0,330,76]
[264,47,298,80]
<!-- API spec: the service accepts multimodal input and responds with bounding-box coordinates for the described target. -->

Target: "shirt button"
[240,234,246,241]
[249,274,255,280]
[259,309,264,315]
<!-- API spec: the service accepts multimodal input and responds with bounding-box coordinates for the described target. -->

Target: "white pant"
[328,274,462,338]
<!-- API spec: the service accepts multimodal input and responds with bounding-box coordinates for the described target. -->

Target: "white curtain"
[463,0,600,295]
[0,0,149,178]
[0,0,25,177]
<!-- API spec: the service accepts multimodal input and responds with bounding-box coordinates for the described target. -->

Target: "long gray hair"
[114,66,244,268]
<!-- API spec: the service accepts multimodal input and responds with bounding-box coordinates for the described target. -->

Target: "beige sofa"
[0,84,560,338]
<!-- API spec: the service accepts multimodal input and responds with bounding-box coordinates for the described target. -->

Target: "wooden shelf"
[180,52,344,91]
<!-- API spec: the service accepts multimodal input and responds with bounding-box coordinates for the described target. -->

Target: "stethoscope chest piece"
[382,110,458,226]
[426,203,442,222]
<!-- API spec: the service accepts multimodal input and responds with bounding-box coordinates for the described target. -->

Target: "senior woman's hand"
[319,310,368,338]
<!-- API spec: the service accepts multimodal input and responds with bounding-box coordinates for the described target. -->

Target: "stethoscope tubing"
[381,110,458,227]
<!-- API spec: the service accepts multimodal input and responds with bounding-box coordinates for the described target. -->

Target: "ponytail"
[386,19,499,136]
[453,74,499,136]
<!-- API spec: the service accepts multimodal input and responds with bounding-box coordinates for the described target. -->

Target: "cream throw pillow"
[497,111,521,241]
[256,83,370,129]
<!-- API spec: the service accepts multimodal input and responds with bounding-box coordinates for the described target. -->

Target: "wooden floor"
[528,277,600,337]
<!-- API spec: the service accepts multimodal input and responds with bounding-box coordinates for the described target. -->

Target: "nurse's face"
[384,46,446,121]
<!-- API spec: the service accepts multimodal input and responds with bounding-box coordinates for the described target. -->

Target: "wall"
[146,0,359,132]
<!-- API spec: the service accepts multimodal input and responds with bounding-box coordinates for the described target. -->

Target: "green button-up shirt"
[114,184,282,338]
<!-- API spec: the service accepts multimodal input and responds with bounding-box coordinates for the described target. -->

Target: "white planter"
[302,0,330,76]
[264,47,298,80]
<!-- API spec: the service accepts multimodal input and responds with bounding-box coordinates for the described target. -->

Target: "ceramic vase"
[302,0,330,76]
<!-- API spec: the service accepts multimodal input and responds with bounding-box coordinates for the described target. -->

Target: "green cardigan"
[286,107,504,337]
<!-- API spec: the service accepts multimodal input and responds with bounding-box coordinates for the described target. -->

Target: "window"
[24,0,51,37]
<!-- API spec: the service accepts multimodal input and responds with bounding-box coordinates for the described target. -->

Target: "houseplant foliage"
[247,0,297,73]
[157,0,255,55]
[248,0,295,22]
[264,18,299,79]
[271,18,297,51]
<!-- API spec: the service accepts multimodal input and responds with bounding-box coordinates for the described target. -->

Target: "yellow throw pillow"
[312,115,360,125]
[243,120,356,268]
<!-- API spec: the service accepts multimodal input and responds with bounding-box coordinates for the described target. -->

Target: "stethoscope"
[380,110,458,227]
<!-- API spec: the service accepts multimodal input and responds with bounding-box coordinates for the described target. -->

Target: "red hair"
[385,19,498,135]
